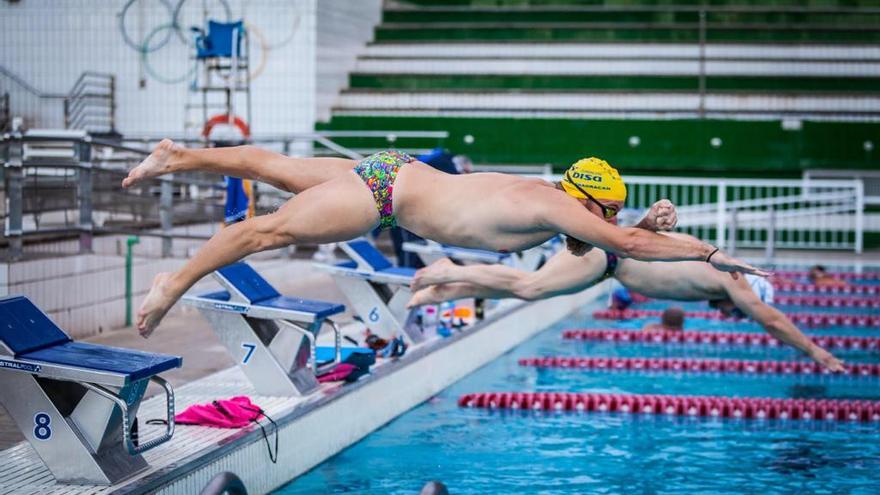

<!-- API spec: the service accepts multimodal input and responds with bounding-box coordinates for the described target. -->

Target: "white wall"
[0,0,381,136]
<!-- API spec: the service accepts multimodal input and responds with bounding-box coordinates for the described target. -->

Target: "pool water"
[276,295,880,494]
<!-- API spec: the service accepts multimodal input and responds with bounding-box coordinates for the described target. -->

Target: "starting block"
[315,239,425,344]
[0,295,180,485]
[183,261,345,396]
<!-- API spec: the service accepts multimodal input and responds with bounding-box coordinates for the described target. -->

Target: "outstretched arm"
[408,249,608,307]
[724,277,844,371]
[541,190,769,277]
[413,249,606,295]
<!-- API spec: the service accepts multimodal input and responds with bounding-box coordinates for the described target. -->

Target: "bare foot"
[407,286,445,308]
[122,139,179,188]
[137,272,178,338]
[412,258,457,291]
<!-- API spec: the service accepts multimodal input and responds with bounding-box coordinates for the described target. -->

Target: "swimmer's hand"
[708,251,772,279]
[811,348,846,373]
[642,199,678,231]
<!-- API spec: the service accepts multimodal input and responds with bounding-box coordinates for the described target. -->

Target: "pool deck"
[0,257,605,494]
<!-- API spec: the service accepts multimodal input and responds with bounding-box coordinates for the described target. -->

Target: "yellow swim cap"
[561,157,627,202]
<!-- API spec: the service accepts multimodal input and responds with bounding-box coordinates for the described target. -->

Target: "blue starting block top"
[199,290,345,319]
[344,240,417,278]
[20,342,181,383]
[205,262,345,318]
[0,296,181,382]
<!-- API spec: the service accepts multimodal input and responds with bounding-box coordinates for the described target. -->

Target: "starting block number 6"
[33,412,51,441]
[241,343,257,365]
[369,307,380,322]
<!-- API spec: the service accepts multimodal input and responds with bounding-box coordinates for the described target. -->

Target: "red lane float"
[593,309,880,328]
[773,294,880,309]
[518,356,880,376]
[772,282,880,295]
[561,328,880,351]
[773,270,880,281]
[457,392,880,422]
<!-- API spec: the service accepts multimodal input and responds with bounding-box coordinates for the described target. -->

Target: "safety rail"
[804,169,880,206]
[0,129,448,260]
[64,72,116,135]
[0,67,117,131]
[548,173,865,255]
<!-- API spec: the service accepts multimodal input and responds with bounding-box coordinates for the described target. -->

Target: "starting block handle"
[327,319,342,365]
[81,376,175,455]
[279,320,317,371]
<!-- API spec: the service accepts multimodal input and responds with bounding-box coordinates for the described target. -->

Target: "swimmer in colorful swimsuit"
[123,141,768,337]
[408,242,844,372]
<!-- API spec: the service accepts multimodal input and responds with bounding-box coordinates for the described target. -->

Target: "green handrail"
[125,236,140,327]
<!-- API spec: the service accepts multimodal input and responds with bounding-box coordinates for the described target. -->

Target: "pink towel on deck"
[317,363,357,383]
[175,396,263,428]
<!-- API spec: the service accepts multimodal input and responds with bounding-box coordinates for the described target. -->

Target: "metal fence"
[622,176,865,255]
[804,169,880,207]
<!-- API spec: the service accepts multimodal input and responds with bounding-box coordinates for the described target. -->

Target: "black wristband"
[706,247,720,263]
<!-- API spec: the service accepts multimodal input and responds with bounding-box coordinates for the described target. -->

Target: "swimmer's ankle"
[159,272,188,300]
[163,141,187,173]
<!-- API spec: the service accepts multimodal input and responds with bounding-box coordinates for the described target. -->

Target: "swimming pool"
[275,278,880,494]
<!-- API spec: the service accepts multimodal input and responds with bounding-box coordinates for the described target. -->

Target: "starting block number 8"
[33,412,51,441]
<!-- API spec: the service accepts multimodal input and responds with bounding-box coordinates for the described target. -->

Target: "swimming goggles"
[564,171,619,220]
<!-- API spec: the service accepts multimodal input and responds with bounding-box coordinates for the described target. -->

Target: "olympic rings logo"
[118,0,298,84]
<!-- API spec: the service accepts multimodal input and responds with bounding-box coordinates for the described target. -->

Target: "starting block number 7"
[241,343,257,364]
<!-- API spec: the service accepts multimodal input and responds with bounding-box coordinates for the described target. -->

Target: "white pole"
[855,180,865,254]
[716,182,727,249]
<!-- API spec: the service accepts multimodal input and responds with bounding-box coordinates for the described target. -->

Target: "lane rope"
[773,282,880,295]
[593,309,880,328]
[518,356,880,376]
[561,328,880,350]
[458,392,880,421]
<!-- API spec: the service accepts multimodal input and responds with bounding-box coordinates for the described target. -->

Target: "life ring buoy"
[202,114,251,140]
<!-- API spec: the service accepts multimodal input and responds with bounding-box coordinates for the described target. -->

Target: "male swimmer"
[408,238,843,371]
[123,142,767,336]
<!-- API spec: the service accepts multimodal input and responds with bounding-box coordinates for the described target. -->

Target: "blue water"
[276,294,880,495]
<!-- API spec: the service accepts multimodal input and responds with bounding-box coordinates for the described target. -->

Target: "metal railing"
[804,169,880,206]
[0,66,117,132]
[0,129,448,260]
[621,176,865,255]
[64,72,116,135]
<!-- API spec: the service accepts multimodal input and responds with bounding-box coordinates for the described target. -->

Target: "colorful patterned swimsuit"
[354,150,417,229]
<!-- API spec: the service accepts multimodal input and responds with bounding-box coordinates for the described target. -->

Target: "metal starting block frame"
[183,262,344,397]
[0,295,180,485]
[315,239,425,344]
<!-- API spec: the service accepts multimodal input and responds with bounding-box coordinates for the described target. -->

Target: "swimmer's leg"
[123,139,357,192]
[407,283,512,308]
[137,172,378,337]
[413,257,530,292]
